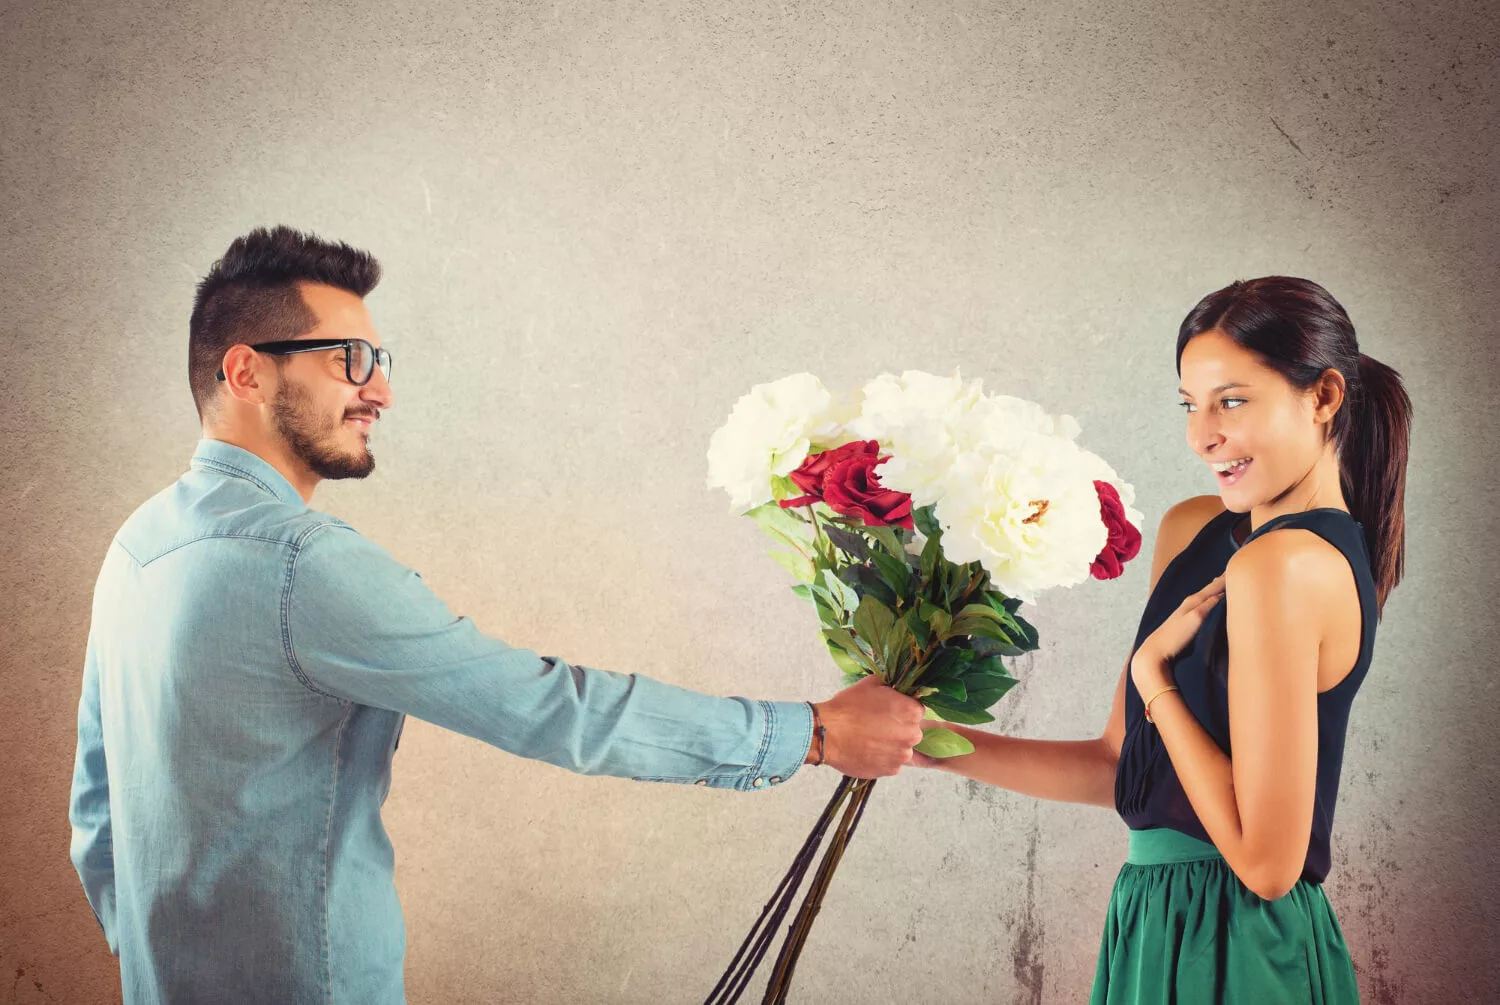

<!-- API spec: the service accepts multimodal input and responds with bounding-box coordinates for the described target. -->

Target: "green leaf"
[839,563,897,609]
[852,595,897,653]
[790,583,813,601]
[919,529,943,584]
[954,602,1003,623]
[882,617,916,682]
[866,525,905,560]
[921,704,943,720]
[914,727,975,758]
[769,474,801,502]
[904,606,932,650]
[946,618,1015,644]
[913,504,942,538]
[820,523,872,561]
[868,548,914,599]
[1010,612,1040,650]
[825,643,867,678]
[920,601,952,639]
[967,677,1019,709]
[921,646,971,685]
[822,569,860,613]
[822,626,878,673]
[768,548,816,583]
[922,698,996,725]
[747,498,810,538]
[929,677,968,702]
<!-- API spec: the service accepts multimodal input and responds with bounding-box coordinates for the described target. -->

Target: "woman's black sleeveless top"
[1113,506,1378,885]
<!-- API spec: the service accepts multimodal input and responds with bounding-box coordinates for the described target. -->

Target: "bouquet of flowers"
[701,370,1143,1004]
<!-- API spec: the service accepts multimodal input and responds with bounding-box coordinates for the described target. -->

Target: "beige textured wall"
[2,1,1495,1002]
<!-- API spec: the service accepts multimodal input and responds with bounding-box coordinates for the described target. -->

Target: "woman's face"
[1178,328,1337,509]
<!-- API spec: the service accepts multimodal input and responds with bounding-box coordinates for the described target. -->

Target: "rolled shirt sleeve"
[283,523,813,791]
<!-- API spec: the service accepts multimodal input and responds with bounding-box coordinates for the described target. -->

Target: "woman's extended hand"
[1130,574,1225,696]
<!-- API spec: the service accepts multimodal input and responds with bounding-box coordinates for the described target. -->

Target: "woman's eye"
[1178,398,1245,413]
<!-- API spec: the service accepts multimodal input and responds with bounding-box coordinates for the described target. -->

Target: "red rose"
[782,443,852,503]
[1089,479,1142,580]
[780,440,915,530]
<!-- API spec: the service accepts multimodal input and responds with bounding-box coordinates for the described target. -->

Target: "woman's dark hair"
[1176,276,1410,619]
[188,225,381,419]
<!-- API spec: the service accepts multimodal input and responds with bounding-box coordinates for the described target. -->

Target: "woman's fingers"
[1182,574,1226,605]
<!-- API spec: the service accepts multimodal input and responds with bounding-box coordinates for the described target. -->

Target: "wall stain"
[1001,807,1047,1005]
[1340,743,1408,1005]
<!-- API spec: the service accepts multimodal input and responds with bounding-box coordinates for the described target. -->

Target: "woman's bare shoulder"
[1154,495,1229,566]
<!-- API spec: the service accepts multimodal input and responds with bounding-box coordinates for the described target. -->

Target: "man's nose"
[361,367,394,409]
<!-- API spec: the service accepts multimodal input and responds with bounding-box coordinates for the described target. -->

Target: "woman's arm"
[919,680,1124,807]
[1139,531,1330,901]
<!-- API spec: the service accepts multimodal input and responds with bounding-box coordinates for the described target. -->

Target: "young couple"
[70,225,1409,1003]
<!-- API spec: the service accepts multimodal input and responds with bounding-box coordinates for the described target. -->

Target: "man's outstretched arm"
[284,523,924,788]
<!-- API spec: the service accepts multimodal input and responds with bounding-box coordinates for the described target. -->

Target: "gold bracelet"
[1143,684,1180,724]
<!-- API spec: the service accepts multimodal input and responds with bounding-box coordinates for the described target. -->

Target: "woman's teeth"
[1216,458,1252,485]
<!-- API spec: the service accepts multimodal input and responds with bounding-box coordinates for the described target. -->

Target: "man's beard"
[271,377,376,480]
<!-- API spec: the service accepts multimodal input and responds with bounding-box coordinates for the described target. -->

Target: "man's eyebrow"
[1178,382,1251,396]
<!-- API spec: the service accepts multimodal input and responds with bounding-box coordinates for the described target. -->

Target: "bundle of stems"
[704,775,879,1004]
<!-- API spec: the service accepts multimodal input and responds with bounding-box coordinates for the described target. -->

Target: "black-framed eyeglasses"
[215,338,393,386]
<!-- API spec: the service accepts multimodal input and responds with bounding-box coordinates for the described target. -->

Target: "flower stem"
[804,503,828,566]
[759,778,879,1003]
[704,775,858,1005]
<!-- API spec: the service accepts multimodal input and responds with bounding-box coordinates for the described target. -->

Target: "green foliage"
[914,727,975,758]
[762,498,1035,726]
[852,594,897,652]
[913,504,942,538]
[769,548,815,583]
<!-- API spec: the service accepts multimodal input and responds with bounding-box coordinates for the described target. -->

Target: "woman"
[913,276,1411,1002]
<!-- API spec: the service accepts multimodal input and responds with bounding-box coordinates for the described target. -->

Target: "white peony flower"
[807,385,867,451]
[932,436,1111,605]
[844,369,989,508]
[967,393,1082,444]
[705,373,847,513]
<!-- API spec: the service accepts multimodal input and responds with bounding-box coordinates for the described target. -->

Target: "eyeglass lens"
[348,340,392,385]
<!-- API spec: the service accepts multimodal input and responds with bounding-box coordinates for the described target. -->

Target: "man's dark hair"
[188,225,382,419]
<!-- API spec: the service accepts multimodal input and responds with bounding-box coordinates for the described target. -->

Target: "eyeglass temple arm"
[215,342,348,381]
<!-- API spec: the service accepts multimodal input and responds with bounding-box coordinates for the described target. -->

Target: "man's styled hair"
[188,225,382,419]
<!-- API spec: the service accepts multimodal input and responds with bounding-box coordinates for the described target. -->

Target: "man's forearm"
[924,725,1119,808]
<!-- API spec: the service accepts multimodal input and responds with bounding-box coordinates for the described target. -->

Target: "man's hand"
[807,675,926,778]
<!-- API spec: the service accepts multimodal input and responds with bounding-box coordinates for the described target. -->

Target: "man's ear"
[219,345,271,405]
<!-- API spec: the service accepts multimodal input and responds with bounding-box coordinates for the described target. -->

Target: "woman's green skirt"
[1089,827,1360,1004]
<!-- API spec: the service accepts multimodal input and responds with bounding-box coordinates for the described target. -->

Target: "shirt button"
[695,779,708,786]
[770,776,782,784]
[752,777,765,788]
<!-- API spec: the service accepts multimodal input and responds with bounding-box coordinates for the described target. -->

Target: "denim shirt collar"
[189,438,307,509]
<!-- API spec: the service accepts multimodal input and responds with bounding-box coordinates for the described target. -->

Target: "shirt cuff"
[709,699,814,792]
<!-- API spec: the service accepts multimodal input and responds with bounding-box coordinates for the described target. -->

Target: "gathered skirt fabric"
[1090,827,1360,1004]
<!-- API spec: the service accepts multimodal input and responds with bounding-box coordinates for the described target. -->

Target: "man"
[68,225,925,1003]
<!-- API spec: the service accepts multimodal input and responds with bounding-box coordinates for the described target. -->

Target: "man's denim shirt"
[68,438,813,1004]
